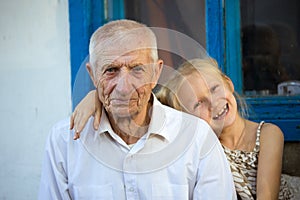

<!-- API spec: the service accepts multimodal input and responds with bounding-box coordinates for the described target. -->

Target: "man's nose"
[115,71,134,95]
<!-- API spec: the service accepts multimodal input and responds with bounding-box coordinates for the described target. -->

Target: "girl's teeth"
[214,104,228,119]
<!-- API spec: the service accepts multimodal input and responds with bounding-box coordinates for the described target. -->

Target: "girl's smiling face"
[177,71,237,136]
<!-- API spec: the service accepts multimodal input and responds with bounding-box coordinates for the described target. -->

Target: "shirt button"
[129,187,134,192]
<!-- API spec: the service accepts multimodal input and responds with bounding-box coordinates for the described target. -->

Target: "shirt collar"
[97,93,169,142]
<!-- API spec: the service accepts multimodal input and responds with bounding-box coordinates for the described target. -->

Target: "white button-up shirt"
[38,95,236,200]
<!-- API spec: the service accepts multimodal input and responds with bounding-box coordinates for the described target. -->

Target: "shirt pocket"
[73,184,113,200]
[152,184,189,200]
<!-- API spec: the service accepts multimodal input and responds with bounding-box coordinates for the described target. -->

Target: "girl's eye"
[194,100,203,109]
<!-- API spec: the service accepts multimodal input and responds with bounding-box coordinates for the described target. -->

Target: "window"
[241,0,300,96]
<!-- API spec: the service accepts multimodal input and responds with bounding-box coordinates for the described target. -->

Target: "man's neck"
[107,103,152,145]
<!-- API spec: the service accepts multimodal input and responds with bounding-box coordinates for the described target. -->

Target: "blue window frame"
[69,0,300,140]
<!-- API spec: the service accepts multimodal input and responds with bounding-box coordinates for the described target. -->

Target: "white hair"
[89,19,158,74]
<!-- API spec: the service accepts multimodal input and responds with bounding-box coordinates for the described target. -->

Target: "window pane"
[241,0,300,96]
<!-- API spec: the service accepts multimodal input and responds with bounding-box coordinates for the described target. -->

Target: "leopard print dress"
[223,121,293,199]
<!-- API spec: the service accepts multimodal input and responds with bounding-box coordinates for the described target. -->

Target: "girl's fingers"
[93,109,101,130]
[69,110,76,130]
[93,89,102,130]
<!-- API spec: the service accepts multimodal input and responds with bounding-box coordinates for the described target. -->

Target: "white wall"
[0,0,71,199]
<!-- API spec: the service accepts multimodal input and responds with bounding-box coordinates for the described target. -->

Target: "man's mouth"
[110,98,138,106]
[212,103,229,120]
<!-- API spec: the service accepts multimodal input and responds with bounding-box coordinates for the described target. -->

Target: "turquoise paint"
[112,0,125,20]
[224,0,242,93]
[206,0,225,71]
[246,96,300,141]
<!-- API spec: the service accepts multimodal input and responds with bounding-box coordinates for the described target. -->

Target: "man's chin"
[109,108,136,119]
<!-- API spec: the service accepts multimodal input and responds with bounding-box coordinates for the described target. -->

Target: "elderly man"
[38,19,236,199]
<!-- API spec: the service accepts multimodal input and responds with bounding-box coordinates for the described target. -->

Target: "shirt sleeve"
[193,140,237,200]
[38,123,72,200]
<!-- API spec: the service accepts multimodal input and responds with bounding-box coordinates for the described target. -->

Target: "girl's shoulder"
[246,120,284,151]
[248,120,283,137]
[259,121,284,145]
[260,122,283,136]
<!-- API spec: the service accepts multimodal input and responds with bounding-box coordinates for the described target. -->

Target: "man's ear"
[151,59,163,89]
[224,75,234,92]
[86,63,97,87]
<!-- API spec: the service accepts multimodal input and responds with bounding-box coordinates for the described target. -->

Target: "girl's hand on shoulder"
[70,90,102,140]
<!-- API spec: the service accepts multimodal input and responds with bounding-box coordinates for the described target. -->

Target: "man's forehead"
[99,50,151,66]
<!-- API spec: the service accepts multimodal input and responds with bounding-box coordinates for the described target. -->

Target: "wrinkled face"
[93,49,162,122]
[177,72,237,136]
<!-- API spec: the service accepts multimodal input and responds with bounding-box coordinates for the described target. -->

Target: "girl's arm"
[256,123,284,200]
[70,90,102,140]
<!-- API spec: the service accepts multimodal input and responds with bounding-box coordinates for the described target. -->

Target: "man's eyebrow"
[108,63,122,67]
[102,63,121,69]
[209,84,219,93]
[128,63,144,68]
[101,62,144,71]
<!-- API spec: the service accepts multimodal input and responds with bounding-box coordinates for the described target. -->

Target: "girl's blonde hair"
[156,58,249,118]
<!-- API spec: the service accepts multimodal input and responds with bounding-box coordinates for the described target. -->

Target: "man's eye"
[105,67,118,74]
[132,66,144,72]
[210,85,219,93]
